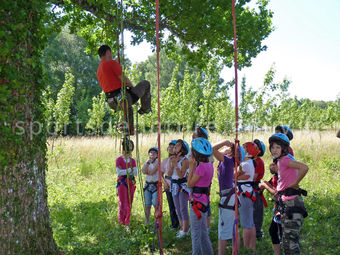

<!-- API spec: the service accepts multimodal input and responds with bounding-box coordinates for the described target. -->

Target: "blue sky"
[125,0,340,101]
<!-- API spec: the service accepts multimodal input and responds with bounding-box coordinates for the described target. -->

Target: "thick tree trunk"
[0,1,59,254]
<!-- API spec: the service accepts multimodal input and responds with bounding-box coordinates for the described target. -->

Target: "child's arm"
[133,165,138,176]
[259,180,277,195]
[148,160,159,175]
[212,139,232,162]
[176,158,189,179]
[287,160,309,189]
[142,161,150,174]
[167,156,176,177]
[116,167,127,176]
[187,157,200,188]
[237,165,250,180]
[116,159,127,176]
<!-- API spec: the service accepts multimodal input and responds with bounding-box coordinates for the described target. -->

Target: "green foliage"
[41,27,101,132]
[86,92,107,135]
[199,60,222,127]
[50,0,273,69]
[54,68,75,135]
[42,86,55,132]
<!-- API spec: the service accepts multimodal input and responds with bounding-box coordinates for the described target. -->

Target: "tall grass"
[47,131,340,254]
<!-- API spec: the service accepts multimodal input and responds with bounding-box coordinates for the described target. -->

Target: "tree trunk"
[0,1,59,254]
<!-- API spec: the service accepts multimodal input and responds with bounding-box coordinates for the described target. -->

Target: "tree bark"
[0,1,59,254]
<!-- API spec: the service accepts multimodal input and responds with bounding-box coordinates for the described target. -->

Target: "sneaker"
[170,225,179,230]
[176,230,185,238]
[182,230,190,236]
[138,108,152,114]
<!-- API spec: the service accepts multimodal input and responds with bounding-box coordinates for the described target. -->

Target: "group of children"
[115,126,309,255]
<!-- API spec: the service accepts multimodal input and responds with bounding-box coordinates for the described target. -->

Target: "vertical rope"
[155,0,163,254]
[117,0,133,216]
[136,106,147,218]
[232,1,240,254]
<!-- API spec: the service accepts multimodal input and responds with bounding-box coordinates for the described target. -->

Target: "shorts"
[144,183,158,207]
[218,195,236,240]
[238,195,254,229]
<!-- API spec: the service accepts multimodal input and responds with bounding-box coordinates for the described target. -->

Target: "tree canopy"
[47,0,273,68]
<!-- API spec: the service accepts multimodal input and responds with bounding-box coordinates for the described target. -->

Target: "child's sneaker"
[176,230,185,238]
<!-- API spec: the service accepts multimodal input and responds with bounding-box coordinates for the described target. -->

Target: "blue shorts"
[238,195,254,229]
[144,183,158,207]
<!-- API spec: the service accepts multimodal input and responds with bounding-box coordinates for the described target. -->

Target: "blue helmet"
[275,125,293,140]
[282,126,293,140]
[148,147,158,153]
[235,145,245,164]
[253,139,266,157]
[169,140,177,145]
[177,139,190,156]
[237,146,246,162]
[191,138,212,156]
[269,133,290,147]
[197,127,209,139]
[183,140,190,156]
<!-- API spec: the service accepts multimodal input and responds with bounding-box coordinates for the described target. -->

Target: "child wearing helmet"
[115,137,138,226]
[187,138,214,255]
[160,140,179,229]
[168,139,191,238]
[212,139,244,255]
[142,146,159,225]
[190,127,214,163]
[190,126,214,230]
[237,142,259,252]
[271,125,294,181]
[260,133,308,255]
[252,139,266,240]
[275,125,294,156]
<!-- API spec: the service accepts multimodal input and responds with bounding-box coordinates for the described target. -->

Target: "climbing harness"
[144,181,159,194]
[218,188,238,211]
[237,181,256,202]
[276,188,308,219]
[191,200,210,220]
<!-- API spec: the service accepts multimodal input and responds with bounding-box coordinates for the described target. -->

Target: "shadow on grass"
[50,191,340,255]
[50,199,156,255]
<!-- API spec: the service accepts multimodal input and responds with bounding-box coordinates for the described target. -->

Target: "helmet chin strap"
[245,152,252,158]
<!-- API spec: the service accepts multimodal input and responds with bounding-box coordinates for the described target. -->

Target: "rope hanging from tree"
[154,0,164,253]
[232,0,240,254]
[115,0,147,222]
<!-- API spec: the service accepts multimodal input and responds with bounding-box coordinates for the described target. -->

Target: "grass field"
[46,131,340,254]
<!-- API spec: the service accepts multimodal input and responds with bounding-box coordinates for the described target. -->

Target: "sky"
[124,0,340,101]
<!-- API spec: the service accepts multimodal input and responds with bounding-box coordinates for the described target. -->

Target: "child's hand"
[259,182,266,190]
[269,163,278,173]
[170,155,178,166]
[189,156,197,170]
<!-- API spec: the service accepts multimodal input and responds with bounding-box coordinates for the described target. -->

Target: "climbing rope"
[154,0,164,254]
[116,0,133,218]
[232,0,240,254]
[135,104,147,218]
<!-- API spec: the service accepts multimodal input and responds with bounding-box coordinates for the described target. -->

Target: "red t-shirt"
[289,146,294,156]
[254,157,265,182]
[97,60,122,93]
